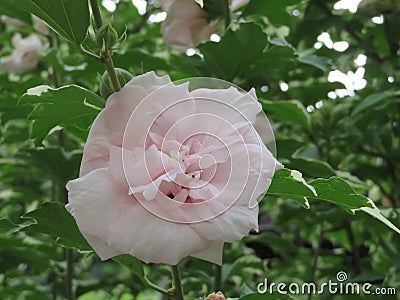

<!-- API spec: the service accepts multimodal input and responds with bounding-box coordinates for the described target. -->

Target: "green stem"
[308,223,324,300]
[103,54,121,91]
[64,248,74,300]
[143,276,169,295]
[214,264,222,291]
[89,0,103,29]
[58,131,75,300]
[89,0,121,92]
[223,0,231,29]
[171,265,184,300]
[345,222,361,274]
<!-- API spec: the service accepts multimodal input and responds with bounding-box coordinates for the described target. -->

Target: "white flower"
[160,0,249,51]
[0,33,44,74]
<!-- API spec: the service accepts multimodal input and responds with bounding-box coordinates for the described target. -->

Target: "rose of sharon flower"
[66,71,281,265]
[1,14,49,35]
[0,33,44,74]
[1,15,25,27]
[161,0,249,51]
[206,292,226,300]
[32,15,50,35]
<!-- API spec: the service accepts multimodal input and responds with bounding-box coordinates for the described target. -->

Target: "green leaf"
[198,22,268,80]
[113,255,145,279]
[287,158,336,178]
[352,90,400,116]
[275,138,306,159]
[224,255,264,283]
[0,0,32,23]
[13,0,90,44]
[298,55,332,72]
[24,148,80,183]
[0,92,32,123]
[245,232,297,255]
[0,219,16,233]
[261,99,310,127]
[113,49,169,73]
[19,85,104,145]
[20,202,91,251]
[267,168,316,208]
[310,177,372,210]
[358,200,400,235]
[242,0,298,26]
[249,44,297,78]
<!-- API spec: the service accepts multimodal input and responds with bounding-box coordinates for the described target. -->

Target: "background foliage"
[0,0,399,299]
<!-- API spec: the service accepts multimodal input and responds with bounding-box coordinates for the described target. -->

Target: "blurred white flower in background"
[0,33,45,74]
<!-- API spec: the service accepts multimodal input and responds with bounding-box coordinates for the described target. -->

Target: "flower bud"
[206,292,226,300]
[95,23,118,52]
[100,68,133,99]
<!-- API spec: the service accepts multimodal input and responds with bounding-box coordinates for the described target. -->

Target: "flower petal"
[66,168,130,248]
[191,240,224,265]
[192,205,259,242]
[107,206,210,265]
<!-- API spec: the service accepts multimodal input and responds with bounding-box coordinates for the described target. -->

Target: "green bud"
[95,23,118,52]
[100,68,133,99]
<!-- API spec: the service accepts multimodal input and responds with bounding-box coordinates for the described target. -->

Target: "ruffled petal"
[192,87,261,124]
[66,168,130,250]
[192,205,259,242]
[107,206,210,265]
[191,241,224,265]
[81,232,121,260]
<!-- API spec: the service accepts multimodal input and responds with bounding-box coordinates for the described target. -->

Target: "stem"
[103,55,121,91]
[171,265,184,300]
[214,264,222,291]
[89,0,103,29]
[58,131,75,300]
[89,0,121,92]
[64,248,74,300]
[143,276,169,295]
[49,32,75,300]
[223,0,231,29]
[308,223,324,300]
[345,222,361,274]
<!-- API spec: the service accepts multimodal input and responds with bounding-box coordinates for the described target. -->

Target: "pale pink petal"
[107,206,210,265]
[81,232,121,260]
[161,0,219,50]
[81,72,174,175]
[66,168,130,244]
[127,70,171,92]
[191,241,224,265]
[1,33,43,74]
[192,205,259,242]
[192,87,261,124]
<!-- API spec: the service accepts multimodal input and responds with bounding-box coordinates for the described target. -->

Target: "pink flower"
[206,292,226,300]
[66,71,280,265]
[1,14,50,35]
[0,33,44,74]
[161,0,249,51]
[1,15,24,27]
[32,15,50,35]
